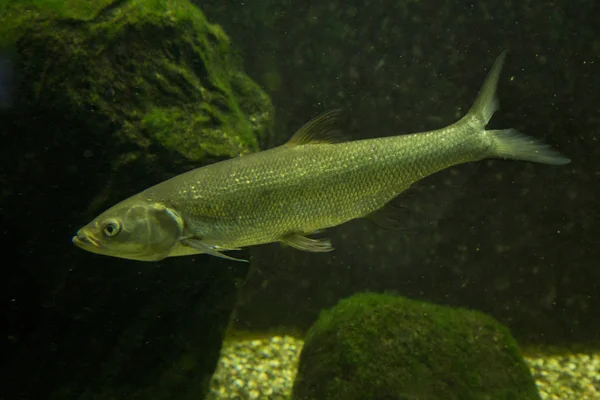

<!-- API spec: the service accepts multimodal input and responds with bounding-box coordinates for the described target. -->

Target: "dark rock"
[0,0,272,399]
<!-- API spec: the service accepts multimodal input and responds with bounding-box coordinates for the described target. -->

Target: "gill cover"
[121,203,184,260]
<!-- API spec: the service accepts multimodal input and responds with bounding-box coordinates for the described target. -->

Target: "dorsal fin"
[286,109,348,146]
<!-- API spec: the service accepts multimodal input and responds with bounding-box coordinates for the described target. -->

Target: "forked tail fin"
[465,51,570,166]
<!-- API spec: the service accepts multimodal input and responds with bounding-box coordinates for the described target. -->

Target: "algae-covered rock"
[0,0,273,202]
[292,292,541,400]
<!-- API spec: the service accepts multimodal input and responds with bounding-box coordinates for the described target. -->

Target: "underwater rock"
[0,0,273,210]
[292,292,541,400]
[0,0,269,399]
[3,0,273,157]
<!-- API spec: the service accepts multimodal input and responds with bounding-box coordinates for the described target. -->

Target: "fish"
[72,51,570,262]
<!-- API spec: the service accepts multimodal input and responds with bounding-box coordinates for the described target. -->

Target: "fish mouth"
[72,230,101,249]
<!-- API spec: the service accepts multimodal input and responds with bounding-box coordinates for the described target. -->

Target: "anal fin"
[366,187,414,231]
[366,178,458,232]
[367,203,412,231]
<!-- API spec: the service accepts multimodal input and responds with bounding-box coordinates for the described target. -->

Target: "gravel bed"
[208,336,599,399]
[208,335,302,400]
[526,351,600,399]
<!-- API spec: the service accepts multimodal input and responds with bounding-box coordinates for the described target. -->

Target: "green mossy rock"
[292,292,541,400]
[0,0,272,166]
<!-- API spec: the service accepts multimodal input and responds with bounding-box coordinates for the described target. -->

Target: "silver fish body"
[73,52,570,261]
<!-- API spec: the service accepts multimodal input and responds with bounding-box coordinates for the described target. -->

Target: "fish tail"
[465,50,571,166]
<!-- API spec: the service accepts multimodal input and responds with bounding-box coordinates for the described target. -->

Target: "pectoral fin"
[280,233,334,252]
[180,237,248,262]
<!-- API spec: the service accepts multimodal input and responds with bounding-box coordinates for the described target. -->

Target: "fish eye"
[102,220,121,237]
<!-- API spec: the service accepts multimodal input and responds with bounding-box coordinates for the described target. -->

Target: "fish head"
[72,201,183,261]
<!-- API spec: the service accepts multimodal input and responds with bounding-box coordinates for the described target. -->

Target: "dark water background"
[198,0,599,345]
[1,0,599,398]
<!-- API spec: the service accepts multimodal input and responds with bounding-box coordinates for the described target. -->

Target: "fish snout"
[72,229,100,248]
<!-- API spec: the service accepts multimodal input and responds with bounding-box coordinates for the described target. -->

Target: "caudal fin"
[466,51,570,166]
